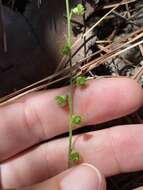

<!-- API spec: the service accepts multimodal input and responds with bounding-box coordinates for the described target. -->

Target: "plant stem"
[65,0,74,167]
[66,0,72,47]
[82,0,87,63]
[68,92,73,167]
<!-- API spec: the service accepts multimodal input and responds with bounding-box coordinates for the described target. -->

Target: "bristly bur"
[72,3,85,16]
[61,44,71,55]
[55,95,67,107]
[75,76,87,87]
[70,149,80,161]
[70,115,82,125]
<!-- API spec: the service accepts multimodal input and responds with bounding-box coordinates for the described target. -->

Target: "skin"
[0,78,143,189]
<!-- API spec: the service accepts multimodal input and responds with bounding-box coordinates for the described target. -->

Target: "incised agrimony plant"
[55,0,87,168]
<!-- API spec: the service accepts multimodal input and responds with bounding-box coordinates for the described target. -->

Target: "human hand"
[0,78,142,189]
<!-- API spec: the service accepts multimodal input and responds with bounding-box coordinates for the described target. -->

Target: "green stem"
[68,92,73,167]
[66,0,74,167]
[66,0,71,47]
[82,0,87,63]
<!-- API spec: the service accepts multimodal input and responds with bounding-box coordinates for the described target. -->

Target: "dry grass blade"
[102,0,137,9]
[0,74,71,106]
[78,27,143,64]
[0,64,78,104]
[133,66,143,81]
[79,38,143,75]
[78,28,143,72]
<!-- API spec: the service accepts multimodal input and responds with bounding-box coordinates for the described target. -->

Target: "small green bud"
[70,150,80,161]
[61,44,70,55]
[55,95,67,107]
[71,115,81,125]
[72,4,84,16]
[75,76,87,87]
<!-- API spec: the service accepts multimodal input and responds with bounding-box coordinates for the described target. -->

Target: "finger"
[133,187,143,190]
[9,164,106,190]
[0,78,142,161]
[2,124,143,188]
[34,163,106,190]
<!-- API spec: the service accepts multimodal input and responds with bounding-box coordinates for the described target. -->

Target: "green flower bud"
[71,115,81,125]
[61,44,70,55]
[72,4,84,16]
[75,76,87,87]
[55,95,67,107]
[70,150,80,161]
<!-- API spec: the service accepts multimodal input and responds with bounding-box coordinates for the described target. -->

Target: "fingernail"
[61,163,102,190]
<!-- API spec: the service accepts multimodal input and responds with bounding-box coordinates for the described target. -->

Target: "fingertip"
[75,78,143,124]
[60,163,106,190]
[117,78,143,112]
[81,163,104,187]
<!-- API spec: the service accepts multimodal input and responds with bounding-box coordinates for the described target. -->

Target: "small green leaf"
[70,150,80,161]
[71,115,82,125]
[72,4,84,16]
[55,95,67,107]
[61,44,71,55]
[75,76,87,87]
